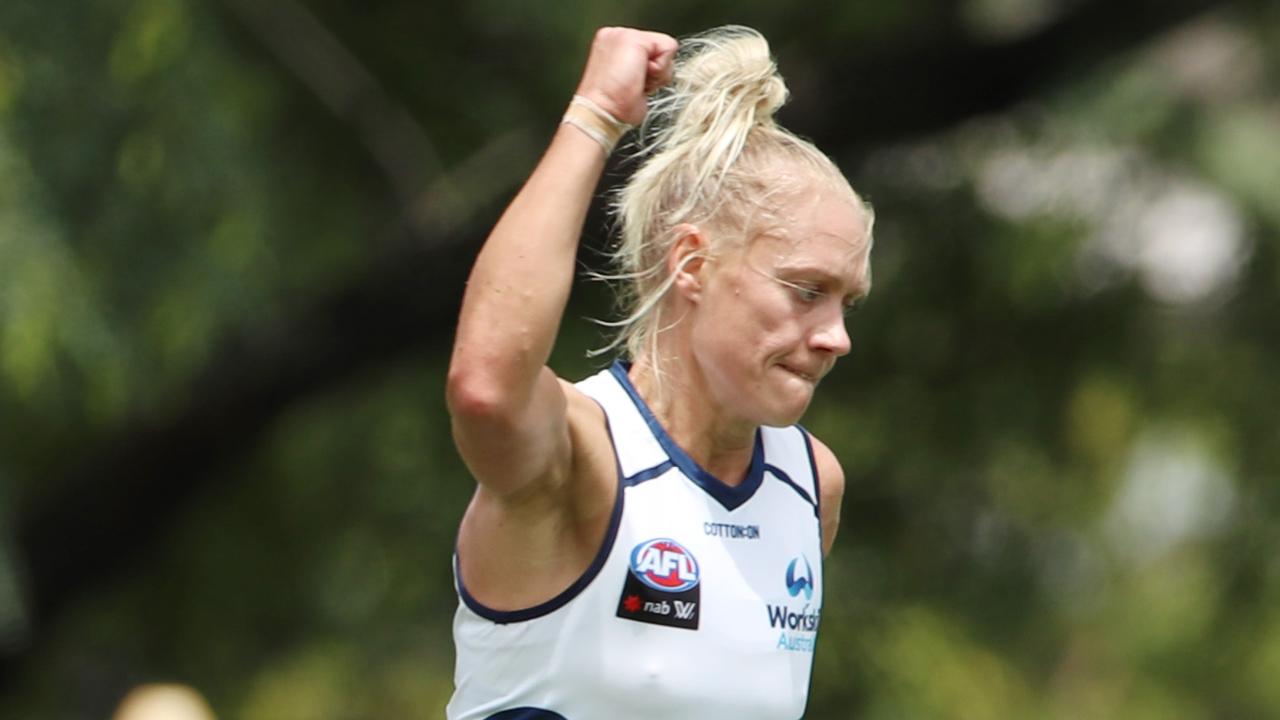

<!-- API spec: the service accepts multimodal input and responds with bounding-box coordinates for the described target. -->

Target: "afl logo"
[629,538,700,593]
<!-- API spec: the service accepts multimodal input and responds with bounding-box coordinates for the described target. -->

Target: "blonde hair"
[592,25,874,366]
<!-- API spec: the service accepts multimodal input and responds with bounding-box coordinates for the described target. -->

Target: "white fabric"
[448,363,825,720]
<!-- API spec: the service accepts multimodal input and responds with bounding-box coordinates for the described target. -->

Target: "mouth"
[778,364,820,383]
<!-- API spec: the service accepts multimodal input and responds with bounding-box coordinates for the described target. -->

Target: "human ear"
[668,224,709,303]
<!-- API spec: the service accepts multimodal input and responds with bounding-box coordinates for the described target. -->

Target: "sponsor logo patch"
[786,556,814,600]
[616,538,700,630]
[770,554,820,652]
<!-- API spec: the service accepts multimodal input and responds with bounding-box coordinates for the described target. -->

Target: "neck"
[627,353,758,487]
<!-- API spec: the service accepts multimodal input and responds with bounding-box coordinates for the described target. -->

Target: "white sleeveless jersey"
[448,362,825,720]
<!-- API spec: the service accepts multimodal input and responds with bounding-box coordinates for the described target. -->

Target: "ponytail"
[593,26,872,367]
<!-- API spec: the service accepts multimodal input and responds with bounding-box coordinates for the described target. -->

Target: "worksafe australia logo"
[785,555,813,600]
[771,554,820,652]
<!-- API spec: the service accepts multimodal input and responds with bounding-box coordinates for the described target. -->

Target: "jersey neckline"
[609,360,764,511]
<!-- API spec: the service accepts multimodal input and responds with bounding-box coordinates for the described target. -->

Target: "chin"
[759,395,813,428]
[765,375,817,424]
[714,365,815,427]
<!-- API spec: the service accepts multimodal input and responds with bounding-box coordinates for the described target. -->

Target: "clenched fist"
[575,27,678,126]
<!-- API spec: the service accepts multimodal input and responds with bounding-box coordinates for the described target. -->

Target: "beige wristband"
[561,94,631,154]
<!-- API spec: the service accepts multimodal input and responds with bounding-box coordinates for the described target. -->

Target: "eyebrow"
[777,264,870,298]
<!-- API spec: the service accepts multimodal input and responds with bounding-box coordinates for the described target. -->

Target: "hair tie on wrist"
[562,94,632,154]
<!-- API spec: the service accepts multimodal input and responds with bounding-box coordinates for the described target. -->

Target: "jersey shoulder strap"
[760,424,821,518]
[575,364,670,479]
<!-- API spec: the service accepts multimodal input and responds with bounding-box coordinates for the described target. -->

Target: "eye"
[841,297,864,316]
[790,283,822,303]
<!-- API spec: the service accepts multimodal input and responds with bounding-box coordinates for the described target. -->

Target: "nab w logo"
[630,538,700,592]
[785,556,814,600]
[618,538,701,630]
[673,600,697,620]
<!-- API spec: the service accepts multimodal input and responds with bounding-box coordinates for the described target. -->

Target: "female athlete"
[445,25,874,720]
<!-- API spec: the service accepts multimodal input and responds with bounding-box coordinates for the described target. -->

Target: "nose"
[811,311,851,358]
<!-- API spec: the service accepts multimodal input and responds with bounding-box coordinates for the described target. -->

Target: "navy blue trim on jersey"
[609,360,764,511]
[625,459,675,486]
[454,404,626,625]
[765,463,819,518]
[798,424,821,521]
[485,708,568,720]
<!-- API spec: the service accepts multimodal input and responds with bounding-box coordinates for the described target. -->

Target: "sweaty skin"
[446,28,861,614]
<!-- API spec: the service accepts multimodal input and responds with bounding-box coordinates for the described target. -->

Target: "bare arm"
[811,436,846,557]
[446,28,678,499]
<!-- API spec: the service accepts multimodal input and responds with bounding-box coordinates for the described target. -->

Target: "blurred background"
[1,0,1278,717]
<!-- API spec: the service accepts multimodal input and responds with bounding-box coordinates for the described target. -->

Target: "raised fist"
[575,27,678,126]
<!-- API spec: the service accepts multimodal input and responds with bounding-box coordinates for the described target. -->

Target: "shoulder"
[807,433,845,502]
[805,432,845,556]
[454,376,618,610]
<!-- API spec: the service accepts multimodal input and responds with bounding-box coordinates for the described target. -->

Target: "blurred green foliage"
[2,0,1279,717]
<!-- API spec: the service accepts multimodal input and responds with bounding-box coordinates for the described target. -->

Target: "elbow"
[446,367,497,418]
[446,365,515,423]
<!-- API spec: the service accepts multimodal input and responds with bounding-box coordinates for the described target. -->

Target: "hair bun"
[667,25,788,132]
[605,25,868,367]
[623,26,789,230]
[618,25,792,260]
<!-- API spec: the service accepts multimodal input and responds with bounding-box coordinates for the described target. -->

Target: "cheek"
[738,284,803,343]
[700,284,798,361]
[704,281,769,342]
